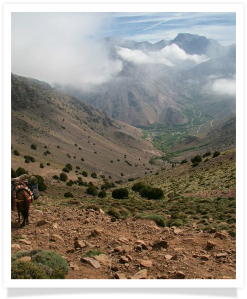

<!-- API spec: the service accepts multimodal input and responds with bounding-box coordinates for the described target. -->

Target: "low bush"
[30,144,37,150]
[139,186,164,200]
[64,192,74,198]
[107,206,129,220]
[31,250,68,278]
[98,190,106,198]
[180,159,188,164]
[60,172,68,182]
[86,185,98,196]
[132,182,146,192]
[213,151,220,158]
[136,213,166,227]
[11,260,48,279]
[191,155,202,163]
[112,188,129,199]
[34,175,47,191]
[203,151,211,158]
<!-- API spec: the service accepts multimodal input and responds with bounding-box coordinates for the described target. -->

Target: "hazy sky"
[11,12,236,88]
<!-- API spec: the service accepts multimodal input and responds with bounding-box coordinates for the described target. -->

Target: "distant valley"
[54,33,235,160]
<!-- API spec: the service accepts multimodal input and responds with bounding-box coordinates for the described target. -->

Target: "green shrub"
[31,250,68,278]
[112,188,129,199]
[191,155,202,163]
[213,151,220,158]
[11,168,17,178]
[15,167,28,176]
[34,175,47,191]
[52,175,59,180]
[62,167,70,173]
[31,144,37,150]
[192,162,199,167]
[11,260,48,279]
[136,213,166,227]
[64,192,74,198]
[83,250,103,257]
[11,250,30,262]
[180,159,188,164]
[91,172,97,178]
[139,186,164,200]
[66,163,73,171]
[24,155,35,163]
[40,163,44,168]
[107,207,121,219]
[203,151,211,158]
[60,172,68,182]
[13,150,20,156]
[132,182,146,192]
[81,171,88,177]
[101,181,116,190]
[98,190,106,198]
[86,185,98,196]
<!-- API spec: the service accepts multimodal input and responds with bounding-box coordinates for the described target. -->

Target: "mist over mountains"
[54,33,235,128]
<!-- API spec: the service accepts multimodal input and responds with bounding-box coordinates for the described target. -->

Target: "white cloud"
[11,13,122,89]
[210,78,236,96]
[116,44,209,68]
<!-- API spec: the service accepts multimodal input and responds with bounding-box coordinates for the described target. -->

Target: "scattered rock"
[36,219,49,227]
[173,228,183,235]
[11,244,21,250]
[49,234,64,243]
[206,241,216,249]
[131,269,148,279]
[216,252,228,259]
[175,271,186,279]
[119,256,129,264]
[19,239,31,245]
[214,232,228,240]
[118,237,129,244]
[140,260,153,268]
[69,263,80,271]
[94,254,111,267]
[165,255,173,260]
[115,272,127,279]
[152,239,168,250]
[135,240,148,250]
[91,229,102,237]
[74,240,87,249]
[81,257,101,269]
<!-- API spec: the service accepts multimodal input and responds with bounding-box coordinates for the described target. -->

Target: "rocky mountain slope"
[11,149,236,279]
[11,73,162,181]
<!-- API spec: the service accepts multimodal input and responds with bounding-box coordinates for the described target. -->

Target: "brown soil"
[11,196,236,280]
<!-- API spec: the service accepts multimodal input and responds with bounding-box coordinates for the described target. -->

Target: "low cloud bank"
[209,78,236,96]
[116,44,209,68]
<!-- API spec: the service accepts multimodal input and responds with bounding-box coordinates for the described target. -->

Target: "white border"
[3,2,244,289]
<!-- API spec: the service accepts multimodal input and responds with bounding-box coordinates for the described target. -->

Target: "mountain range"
[57,33,235,130]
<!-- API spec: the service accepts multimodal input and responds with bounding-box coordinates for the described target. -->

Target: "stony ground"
[11,196,236,280]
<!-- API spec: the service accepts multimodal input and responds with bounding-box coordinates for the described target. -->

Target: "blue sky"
[97,12,236,45]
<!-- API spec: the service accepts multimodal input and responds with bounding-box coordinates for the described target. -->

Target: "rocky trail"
[11,196,236,280]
